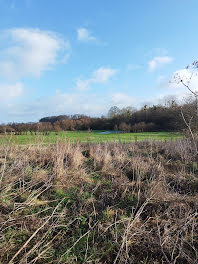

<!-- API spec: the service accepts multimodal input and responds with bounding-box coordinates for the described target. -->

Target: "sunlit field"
[0,130,184,145]
[0,131,184,145]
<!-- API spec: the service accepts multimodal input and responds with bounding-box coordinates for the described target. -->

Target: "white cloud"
[76,79,91,91]
[150,67,198,106]
[0,28,71,80]
[92,67,118,83]
[148,56,173,72]
[0,90,137,123]
[111,93,136,107]
[150,86,193,106]
[52,92,108,115]
[76,67,118,91]
[1,91,110,122]
[171,68,193,86]
[77,28,96,42]
[0,28,70,104]
[0,82,24,100]
[169,68,198,95]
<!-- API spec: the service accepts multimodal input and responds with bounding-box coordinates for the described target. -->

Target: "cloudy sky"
[0,0,198,122]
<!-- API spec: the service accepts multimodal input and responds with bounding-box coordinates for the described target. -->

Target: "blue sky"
[0,0,198,122]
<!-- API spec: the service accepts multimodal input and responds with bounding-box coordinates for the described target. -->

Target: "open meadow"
[0,131,184,145]
[1,1,198,263]
[0,138,197,263]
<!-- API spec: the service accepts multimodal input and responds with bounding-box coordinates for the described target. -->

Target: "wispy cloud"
[76,67,118,91]
[0,28,71,102]
[92,67,118,83]
[1,90,137,123]
[169,68,198,93]
[77,27,96,42]
[0,82,24,100]
[111,93,136,107]
[76,79,91,91]
[0,28,71,80]
[151,67,198,106]
[1,91,110,122]
[148,56,173,72]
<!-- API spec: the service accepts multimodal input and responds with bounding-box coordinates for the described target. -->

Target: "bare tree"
[171,61,198,154]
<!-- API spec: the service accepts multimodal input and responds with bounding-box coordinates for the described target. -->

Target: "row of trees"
[0,95,197,134]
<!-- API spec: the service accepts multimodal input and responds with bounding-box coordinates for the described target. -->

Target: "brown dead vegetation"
[0,139,197,263]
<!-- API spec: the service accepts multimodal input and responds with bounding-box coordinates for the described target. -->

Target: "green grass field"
[0,131,184,145]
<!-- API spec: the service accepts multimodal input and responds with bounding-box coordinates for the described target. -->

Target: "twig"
[8,198,64,264]
[58,221,98,263]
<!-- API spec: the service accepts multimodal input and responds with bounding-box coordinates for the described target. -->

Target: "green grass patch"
[0,130,184,145]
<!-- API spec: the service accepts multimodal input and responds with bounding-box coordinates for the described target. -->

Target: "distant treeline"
[1,96,197,134]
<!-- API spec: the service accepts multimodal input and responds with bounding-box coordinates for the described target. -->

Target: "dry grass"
[0,139,197,263]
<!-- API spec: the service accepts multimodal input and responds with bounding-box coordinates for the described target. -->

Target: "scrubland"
[0,139,197,263]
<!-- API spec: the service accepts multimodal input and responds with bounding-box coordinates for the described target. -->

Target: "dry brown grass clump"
[0,139,197,263]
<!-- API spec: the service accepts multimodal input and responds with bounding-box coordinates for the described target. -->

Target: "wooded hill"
[0,96,197,133]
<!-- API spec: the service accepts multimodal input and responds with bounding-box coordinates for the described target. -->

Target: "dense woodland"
[0,96,197,134]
